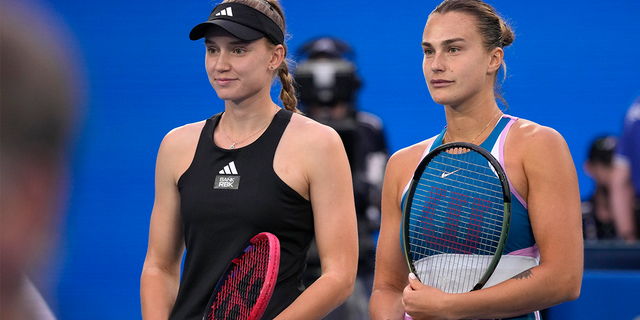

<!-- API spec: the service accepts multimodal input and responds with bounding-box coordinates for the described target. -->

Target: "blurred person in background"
[582,136,620,241]
[0,0,83,318]
[611,95,640,242]
[294,36,389,320]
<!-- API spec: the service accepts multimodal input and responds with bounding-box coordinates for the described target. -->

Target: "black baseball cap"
[298,37,353,59]
[588,135,617,165]
[189,2,284,45]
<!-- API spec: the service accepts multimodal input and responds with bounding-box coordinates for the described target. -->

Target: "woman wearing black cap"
[140,1,358,319]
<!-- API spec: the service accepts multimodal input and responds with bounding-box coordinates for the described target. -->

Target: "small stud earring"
[270,66,274,69]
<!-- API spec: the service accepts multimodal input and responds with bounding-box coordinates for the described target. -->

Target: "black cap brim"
[189,20,264,41]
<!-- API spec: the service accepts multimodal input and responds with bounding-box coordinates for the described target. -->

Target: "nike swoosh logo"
[441,169,461,178]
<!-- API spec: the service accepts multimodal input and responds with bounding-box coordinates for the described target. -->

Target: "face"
[204,27,282,104]
[422,11,502,108]
[1,153,63,291]
[585,162,614,186]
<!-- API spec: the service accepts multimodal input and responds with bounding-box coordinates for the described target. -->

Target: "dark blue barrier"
[547,243,640,320]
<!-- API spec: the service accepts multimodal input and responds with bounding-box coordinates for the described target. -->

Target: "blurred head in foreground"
[1,0,83,318]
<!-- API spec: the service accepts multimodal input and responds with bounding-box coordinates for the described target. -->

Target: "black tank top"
[170,109,314,320]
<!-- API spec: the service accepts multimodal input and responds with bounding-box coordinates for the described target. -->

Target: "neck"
[223,92,279,128]
[217,102,280,149]
[444,103,503,144]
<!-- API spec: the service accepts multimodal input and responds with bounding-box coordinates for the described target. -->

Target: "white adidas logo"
[219,161,238,175]
[215,7,233,17]
[215,161,240,190]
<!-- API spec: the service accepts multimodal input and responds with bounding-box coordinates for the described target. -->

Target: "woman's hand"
[402,273,451,320]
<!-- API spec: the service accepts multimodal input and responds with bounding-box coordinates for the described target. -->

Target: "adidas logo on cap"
[215,7,233,17]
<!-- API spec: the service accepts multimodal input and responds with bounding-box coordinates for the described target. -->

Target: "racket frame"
[205,232,280,320]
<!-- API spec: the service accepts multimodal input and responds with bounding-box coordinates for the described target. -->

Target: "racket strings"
[409,187,504,254]
[408,193,503,251]
[408,147,507,293]
[423,155,505,202]
[209,239,271,320]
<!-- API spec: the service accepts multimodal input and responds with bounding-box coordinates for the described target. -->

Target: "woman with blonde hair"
[140,1,358,319]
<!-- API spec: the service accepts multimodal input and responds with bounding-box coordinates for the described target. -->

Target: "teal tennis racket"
[402,142,512,293]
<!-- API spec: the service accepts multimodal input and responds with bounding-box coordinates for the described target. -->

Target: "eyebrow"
[204,39,254,46]
[422,37,467,47]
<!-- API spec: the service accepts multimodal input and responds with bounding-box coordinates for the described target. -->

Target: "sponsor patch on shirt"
[214,175,240,190]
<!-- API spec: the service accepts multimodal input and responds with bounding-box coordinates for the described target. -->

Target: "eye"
[206,47,219,54]
[232,47,246,55]
[448,47,460,53]
[423,48,434,56]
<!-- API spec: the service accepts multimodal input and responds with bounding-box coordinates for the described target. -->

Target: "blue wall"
[547,271,640,319]
[36,0,640,319]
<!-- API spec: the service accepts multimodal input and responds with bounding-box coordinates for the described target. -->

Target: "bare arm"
[370,147,424,320]
[274,122,359,319]
[141,127,195,319]
[402,125,583,319]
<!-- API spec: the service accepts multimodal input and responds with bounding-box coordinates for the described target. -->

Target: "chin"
[214,92,231,101]
[213,88,238,101]
[429,90,466,107]
[428,94,452,106]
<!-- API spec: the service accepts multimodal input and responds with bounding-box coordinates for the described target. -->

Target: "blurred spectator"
[294,37,389,319]
[582,136,619,241]
[0,0,83,318]
[611,95,640,242]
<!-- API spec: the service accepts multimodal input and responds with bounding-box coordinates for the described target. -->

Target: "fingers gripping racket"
[402,142,511,293]
[204,232,280,320]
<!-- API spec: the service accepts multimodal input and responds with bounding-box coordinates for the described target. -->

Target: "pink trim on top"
[498,115,528,210]
[424,140,436,157]
[507,244,540,258]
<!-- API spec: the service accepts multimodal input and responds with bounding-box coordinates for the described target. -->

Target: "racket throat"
[471,283,485,291]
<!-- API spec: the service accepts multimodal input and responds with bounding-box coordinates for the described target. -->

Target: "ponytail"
[276,60,299,113]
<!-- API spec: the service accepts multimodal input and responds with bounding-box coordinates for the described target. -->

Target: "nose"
[429,52,445,73]
[213,51,231,72]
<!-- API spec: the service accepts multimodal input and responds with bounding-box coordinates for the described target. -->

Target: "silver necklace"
[220,109,277,149]
[445,111,503,144]
[221,120,270,149]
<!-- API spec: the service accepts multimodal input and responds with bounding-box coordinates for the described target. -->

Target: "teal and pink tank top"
[401,115,541,320]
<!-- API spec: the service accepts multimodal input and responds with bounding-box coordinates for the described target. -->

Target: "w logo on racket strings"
[215,161,240,190]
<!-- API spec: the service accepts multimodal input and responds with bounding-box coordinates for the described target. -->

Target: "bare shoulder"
[159,120,206,154]
[155,121,206,182]
[505,118,575,186]
[507,118,568,151]
[286,113,342,148]
[387,138,436,176]
[275,113,350,200]
[279,113,346,164]
[383,137,437,201]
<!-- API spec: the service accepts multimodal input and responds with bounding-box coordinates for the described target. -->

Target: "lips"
[215,78,236,86]
[430,79,453,88]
